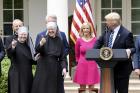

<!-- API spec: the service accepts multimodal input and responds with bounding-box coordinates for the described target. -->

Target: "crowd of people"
[0,12,139,93]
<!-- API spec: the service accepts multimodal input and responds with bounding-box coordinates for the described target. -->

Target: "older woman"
[73,22,100,93]
[7,26,34,93]
[31,22,66,93]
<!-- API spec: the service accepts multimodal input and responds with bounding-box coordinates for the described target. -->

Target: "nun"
[31,22,66,93]
[7,26,34,93]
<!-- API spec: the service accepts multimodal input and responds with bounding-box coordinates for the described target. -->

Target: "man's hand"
[126,49,131,58]
[40,37,46,46]
[12,39,17,49]
[35,53,40,61]
[134,69,140,75]
[62,68,67,79]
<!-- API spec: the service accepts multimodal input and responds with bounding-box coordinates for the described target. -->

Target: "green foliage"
[0,58,10,93]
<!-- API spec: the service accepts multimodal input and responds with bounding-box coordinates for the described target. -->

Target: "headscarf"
[18,26,36,61]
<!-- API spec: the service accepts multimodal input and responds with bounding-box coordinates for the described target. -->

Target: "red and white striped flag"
[70,0,96,44]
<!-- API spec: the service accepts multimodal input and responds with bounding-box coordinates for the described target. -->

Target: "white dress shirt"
[111,25,120,47]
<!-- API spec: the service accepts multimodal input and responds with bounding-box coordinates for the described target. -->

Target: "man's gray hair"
[45,14,57,22]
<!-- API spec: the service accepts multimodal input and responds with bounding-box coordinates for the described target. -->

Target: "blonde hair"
[79,22,93,37]
[12,19,23,26]
[105,12,121,24]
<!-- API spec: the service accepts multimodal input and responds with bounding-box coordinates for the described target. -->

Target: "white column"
[47,0,70,75]
[0,0,3,36]
[47,0,68,39]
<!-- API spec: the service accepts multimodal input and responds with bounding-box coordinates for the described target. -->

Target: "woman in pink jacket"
[73,22,100,93]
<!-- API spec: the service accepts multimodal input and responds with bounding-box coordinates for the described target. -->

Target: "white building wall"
[28,0,47,42]
[47,0,68,40]
[68,0,75,16]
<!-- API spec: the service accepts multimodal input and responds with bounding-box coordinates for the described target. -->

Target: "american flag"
[70,0,96,43]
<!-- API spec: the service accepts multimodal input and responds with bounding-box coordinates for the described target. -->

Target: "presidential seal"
[100,47,113,61]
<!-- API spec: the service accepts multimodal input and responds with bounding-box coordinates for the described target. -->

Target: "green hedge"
[0,58,10,93]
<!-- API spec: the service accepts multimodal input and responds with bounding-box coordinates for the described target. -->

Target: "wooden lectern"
[86,49,128,93]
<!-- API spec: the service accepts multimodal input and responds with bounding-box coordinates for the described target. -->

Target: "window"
[101,0,122,33]
[3,0,24,35]
[131,0,140,35]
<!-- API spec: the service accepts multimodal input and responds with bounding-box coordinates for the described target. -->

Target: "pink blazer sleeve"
[75,38,80,62]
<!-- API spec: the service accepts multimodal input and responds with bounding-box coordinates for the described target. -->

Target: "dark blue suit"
[133,36,140,69]
[35,29,69,93]
[94,25,135,93]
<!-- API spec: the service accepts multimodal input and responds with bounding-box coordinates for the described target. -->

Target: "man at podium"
[94,12,135,93]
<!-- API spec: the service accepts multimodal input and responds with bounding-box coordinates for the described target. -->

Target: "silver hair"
[45,14,57,22]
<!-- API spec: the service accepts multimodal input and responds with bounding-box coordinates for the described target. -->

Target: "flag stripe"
[71,23,80,38]
[70,0,96,43]
[73,10,82,27]
[72,20,80,32]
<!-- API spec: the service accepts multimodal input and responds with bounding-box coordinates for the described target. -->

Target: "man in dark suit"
[133,36,140,78]
[35,14,69,93]
[94,12,135,93]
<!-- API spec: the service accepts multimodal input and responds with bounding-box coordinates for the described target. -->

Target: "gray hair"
[45,14,57,23]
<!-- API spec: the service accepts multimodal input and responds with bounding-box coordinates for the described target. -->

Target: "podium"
[86,48,128,93]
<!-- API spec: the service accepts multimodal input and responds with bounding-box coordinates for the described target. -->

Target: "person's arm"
[133,36,140,75]
[35,37,46,55]
[133,37,140,69]
[75,39,80,63]
[5,36,13,50]
[59,41,67,78]
[125,33,135,58]
[61,32,69,56]
[94,36,104,49]
[6,39,17,58]
[0,37,5,62]
[35,33,42,49]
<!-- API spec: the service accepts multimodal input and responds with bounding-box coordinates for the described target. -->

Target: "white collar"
[113,25,120,34]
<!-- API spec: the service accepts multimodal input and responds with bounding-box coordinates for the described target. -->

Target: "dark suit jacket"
[94,25,135,78]
[133,36,140,69]
[35,29,69,56]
